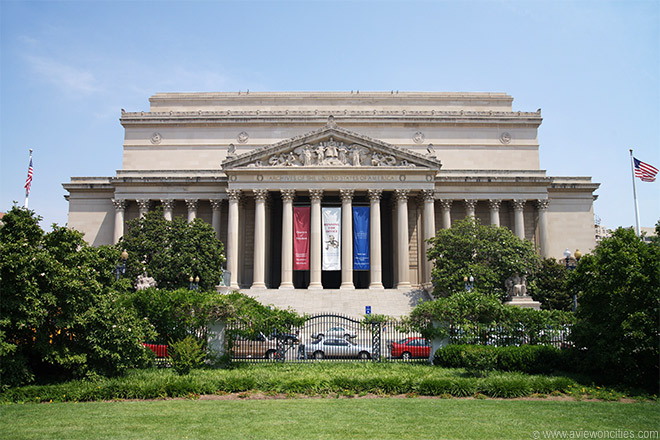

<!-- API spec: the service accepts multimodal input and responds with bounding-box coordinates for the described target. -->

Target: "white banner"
[322,207,341,271]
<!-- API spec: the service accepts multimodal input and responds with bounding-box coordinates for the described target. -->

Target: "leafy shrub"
[569,227,660,391]
[170,336,206,375]
[461,345,498,376]
[0,206,156,388]
[434,344,566,375]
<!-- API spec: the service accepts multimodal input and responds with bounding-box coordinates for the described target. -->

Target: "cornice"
[120,109,542,126]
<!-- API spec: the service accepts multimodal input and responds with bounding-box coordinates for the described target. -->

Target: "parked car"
[390,337,431,360]
[232,332,279,360]
[268,330,300,344]
[311,326,357,340]
[306,338,371,360]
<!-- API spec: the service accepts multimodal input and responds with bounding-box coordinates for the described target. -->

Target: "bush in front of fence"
[433,344,566,375]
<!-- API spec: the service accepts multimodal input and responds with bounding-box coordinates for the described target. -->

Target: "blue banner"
[353,206,370,270]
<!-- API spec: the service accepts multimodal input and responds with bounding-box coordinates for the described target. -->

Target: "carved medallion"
[150,132,162,144]
[237,131,249,144]
[500,132,512,144]
[412,131,425,144]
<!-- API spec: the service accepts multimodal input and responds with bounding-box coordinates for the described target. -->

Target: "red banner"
[293,206,310,270]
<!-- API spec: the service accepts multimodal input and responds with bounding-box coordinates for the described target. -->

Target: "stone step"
[231,287,433,318]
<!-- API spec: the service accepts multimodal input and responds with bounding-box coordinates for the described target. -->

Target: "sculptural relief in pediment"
[251,137,417,168]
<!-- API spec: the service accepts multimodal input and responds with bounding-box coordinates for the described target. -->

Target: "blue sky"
[1,0,658,234]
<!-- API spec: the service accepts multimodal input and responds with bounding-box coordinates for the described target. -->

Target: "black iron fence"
[227,314,572,363]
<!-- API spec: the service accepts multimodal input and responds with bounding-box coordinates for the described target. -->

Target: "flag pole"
[24,149,33,209]
[629,149,641,236]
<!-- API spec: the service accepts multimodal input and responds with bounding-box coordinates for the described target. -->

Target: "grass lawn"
[1,398,659,440]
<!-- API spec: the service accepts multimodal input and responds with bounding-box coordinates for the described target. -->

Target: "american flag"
[633,157,658,182]
[24,156,33,197]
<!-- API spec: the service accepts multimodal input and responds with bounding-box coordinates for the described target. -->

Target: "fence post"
[429,320,449,365]
[207,319,226,364]
[371,322,381,362]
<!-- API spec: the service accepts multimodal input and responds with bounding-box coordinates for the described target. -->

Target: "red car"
[390,337,431,360]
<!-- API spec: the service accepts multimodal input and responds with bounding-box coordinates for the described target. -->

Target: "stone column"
[464,199,477,218]
[488,199,501,227]
[395,189,411,289]
[421,189,436,286]
[251,190,268,289]
[112,199,127,244]
[309,189,324,289]
[280,189,295,289]
[439,199,452,229]
[227,189,241,289]
[368,189,384,289]
[512,199,526,239]
[186,199,198,223]
[536,199,550,257]
[161,199,175,221]
[210,199,223,240]
[339,189,354,290]
[137,199,151,218]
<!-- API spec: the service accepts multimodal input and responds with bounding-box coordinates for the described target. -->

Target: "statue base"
[504,295,541,310]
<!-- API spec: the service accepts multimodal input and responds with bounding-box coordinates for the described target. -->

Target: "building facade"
[63,92,599,314]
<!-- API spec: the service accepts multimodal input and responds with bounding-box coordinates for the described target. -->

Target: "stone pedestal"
[504,295,541,310]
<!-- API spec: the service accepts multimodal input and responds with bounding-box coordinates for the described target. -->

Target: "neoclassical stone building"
[64,92,598,315]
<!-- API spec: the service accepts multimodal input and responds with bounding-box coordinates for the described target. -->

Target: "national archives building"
[64,92,599,315]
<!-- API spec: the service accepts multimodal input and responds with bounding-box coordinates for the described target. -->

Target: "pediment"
[222,118,442,171]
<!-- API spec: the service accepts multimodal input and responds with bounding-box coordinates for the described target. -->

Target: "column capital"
[227,189,242,201]
[253,189,268,201]
[536,199,550,210]
[421,189,436,202]
[185,199,199,210]
[280,189,296,202]
[210,199,223,210]
[136,199,152,211]
[161,199,175,210]
[438,199,453,210]
[488,199,502,211]
[464,199,478,210]
[512,199,526,211]
[394,189,410,202]
[339,189,354,202]
[112,198,127,211]
[368,189,383,201]
[309,189,324,201]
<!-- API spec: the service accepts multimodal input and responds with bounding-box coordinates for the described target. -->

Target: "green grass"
[1,398,658,440]
[2,363,652,404]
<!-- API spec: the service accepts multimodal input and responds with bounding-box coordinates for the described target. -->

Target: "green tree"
[569,227,660,390]
[0,206,155,387]
[427,218,541,300]
[118,209,225,291]
[527,258,572,311]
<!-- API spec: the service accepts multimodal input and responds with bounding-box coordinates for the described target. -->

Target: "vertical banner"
[293,207,310,270]
[322,207,341,270]
[353,206,370,270]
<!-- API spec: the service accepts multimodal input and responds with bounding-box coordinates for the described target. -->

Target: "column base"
[250,282,266,289]
[340,282,355,289]
[396,282,412,289]
[230,283,240,290]
[369,282,384,289]
[279,282,294,289]
[308,282,323,290]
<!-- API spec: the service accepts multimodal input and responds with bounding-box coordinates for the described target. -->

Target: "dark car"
[390,337,431,360]
[268,330,300,344]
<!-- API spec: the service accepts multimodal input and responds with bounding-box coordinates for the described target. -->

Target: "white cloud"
[24,54,102,95]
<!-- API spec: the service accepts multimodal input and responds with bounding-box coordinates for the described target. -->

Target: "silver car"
[306,338,372,360]
[311,326,357,340]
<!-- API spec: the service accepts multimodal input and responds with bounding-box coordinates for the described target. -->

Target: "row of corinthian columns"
[112,193,551,290]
